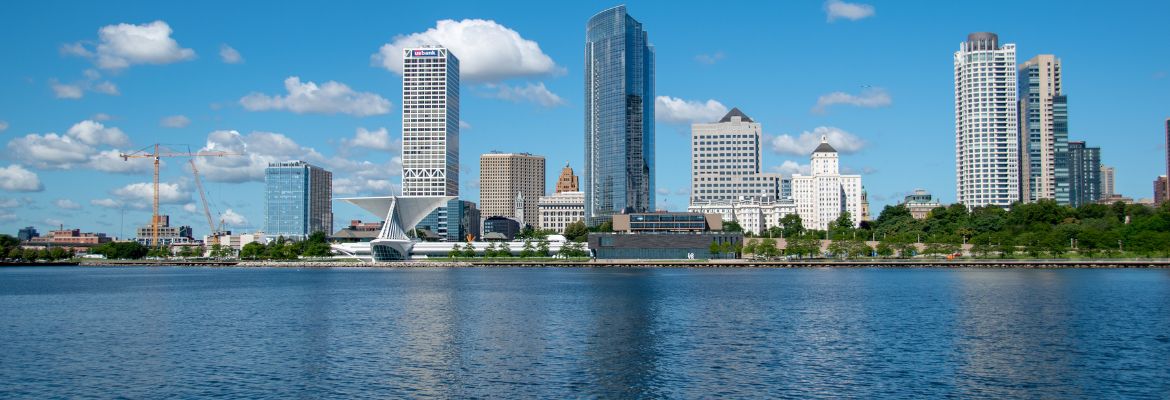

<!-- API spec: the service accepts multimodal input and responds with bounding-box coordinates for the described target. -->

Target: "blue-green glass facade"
[584,5,654,225]
[264,161,332,240]
[418,199,480,242]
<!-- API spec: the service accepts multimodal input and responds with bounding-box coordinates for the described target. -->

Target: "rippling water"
[1,267,1168,398]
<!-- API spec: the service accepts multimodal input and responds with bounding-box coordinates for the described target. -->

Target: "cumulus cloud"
[219,44,243,64]
[655,96,728,125]
[90,198,123,209]
[239,77,391,116]
[770,161,812,176]
[825,0,875,21]
[768,126,866,155]
[0,165,44,192]
[340,127,399,153]
[67,120,129,147]
[7,133,92,168]
[193,130,349,183]
[695,52,725,65]
[373,19,561,82]
[113,181,191,204]
[65,20,196,70]
[88,149,155,174]
[0,121,8,132]
[0,198,19,208]
[812,87,891,113]
[160,115,191,128]
[92,113,113,121]
[92,81,120,95]
[333,177,399,196]
[487,82,565,107]
[220,209,248,226]
[54,199,81,210]
[50,80,84,99]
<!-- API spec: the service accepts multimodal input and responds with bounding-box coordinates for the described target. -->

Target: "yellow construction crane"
[119,144,239,247]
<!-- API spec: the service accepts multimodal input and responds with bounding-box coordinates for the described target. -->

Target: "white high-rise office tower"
[690,108,785,204]
[402,46,460,196]
[954,32,1019,208]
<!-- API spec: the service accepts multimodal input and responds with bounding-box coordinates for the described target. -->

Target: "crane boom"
[190,159,217,238]
[119,144,240,247]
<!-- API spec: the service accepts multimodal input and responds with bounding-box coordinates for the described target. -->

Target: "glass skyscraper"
[1067,141,1101,208]
[264,161,333,240]
[584,5,655,225]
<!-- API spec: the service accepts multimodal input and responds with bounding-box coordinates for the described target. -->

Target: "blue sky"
[1,0,1167,237]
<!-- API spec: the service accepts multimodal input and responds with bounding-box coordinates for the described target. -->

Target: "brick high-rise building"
[479,152,545,227]
[554,162,579,193]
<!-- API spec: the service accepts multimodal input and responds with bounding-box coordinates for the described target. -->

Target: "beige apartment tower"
[1018,54,1068,204]
[479,152,546,227]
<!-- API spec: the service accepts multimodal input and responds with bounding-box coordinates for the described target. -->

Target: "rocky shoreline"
[64,258,1170,268]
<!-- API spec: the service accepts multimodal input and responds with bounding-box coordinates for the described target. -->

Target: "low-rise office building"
[483,216,521,241]
[688,198,796,235]
[538,191,584,233]
[901,189,943,220]
[589,212,741,259]
[25,228,112,252]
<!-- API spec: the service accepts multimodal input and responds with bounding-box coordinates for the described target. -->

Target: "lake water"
[1,266,1168,398]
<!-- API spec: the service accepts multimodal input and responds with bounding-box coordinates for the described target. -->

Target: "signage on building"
[411,49,440,57]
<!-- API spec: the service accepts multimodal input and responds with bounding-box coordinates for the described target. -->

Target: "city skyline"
[0,1,1168,236]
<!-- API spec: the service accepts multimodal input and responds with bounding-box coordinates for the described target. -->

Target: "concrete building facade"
[264,161,332,240]
[479,152,545,227]
[1101,165,1115,199]
[688,198,796,236]
[1018,55,1069,204]
[538,191,584,233]
[791,136,863,230]
[584,5,655,225]
[955,32,1019,208]
[690,108,785,204]
[402,46,460,197]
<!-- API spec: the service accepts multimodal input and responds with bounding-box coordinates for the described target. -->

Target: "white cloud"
[768,126,866,155]
[50,80,83,99]
[7,133,92,168]
[0,198,20,208]
[770,161,812,176]
[54,199,81,210]
[193,130,327,182]
[0,165,44,192]
[219,44,243,64]
[340,127,398,152]
[92,81,119,95]
[332,177,399,196]
[655,96,728,124]
[488,82,564,107]
[826,0,875,21]
[219,209,248,226]
[0,211,14,222]
[695,52,725,65]
[92,113,113,121]
[183,203,198,213]
[656,187,671,196]
[90,198,123,209]
[67,120,129,147]
[459,120,471,130]
[0,121,8,132]
[812,87,891,113]
[373,19,561,82]
[239,77,391,116]
[65,20,196,70]
[113,181,190,204]
[160,115,191,128]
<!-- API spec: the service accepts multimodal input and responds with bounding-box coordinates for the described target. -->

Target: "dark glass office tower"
[1067,141,1101,208]
[584,5,655,225]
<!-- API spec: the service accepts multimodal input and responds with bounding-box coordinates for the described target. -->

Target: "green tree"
[8,247,23,260]
[708,241,722,258]
[779,214,804,238]
[723,221,743,233]
[23,248,39,262]
[559,241,589,258]
[537,239,551,257]
[519,239,536,258]
[875,241,894,258]
[239,242,265,260]
[563,220,589,242]
[719,241,733,259]
[48,247,67,261]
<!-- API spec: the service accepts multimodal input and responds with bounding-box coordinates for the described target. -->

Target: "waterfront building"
[402,46,460,197]
[589,212,739,259]
[264,161,333,240]
[330,220,383,243]
[1018,55,1069,204]
[955,32,1019,208]
[27,228,112,251]
[479,152,545,227]
[417,199,480,241]
[688,198,796,236]
[901,189,943,220]
[554,162,579,193]
[791,136,864,230]
[204,232,266,251]
[133,215,194,246]
[1067,141,1101,208]
[1155,176,1168,206]
[538,191,584,233]
[1100,165,1115,199]
[482,216,521,240]
[17,226,38,242]
[584,5,655,225]
[690,108,785,204]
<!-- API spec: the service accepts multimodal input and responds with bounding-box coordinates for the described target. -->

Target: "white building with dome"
[791,136,864,230]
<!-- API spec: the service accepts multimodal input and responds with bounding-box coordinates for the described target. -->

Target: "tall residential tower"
[1067,141,1101,207]
[401,46,459,196]
[690,108,785,204]
[954,32,1019,208]
[1018,55,1069,204]
[584,5,655,224]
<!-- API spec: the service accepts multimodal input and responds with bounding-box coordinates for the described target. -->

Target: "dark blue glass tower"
[584,5,655,225]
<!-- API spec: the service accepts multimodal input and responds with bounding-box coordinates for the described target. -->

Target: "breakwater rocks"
[234,261,475,268]
[76,259,1170,268]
